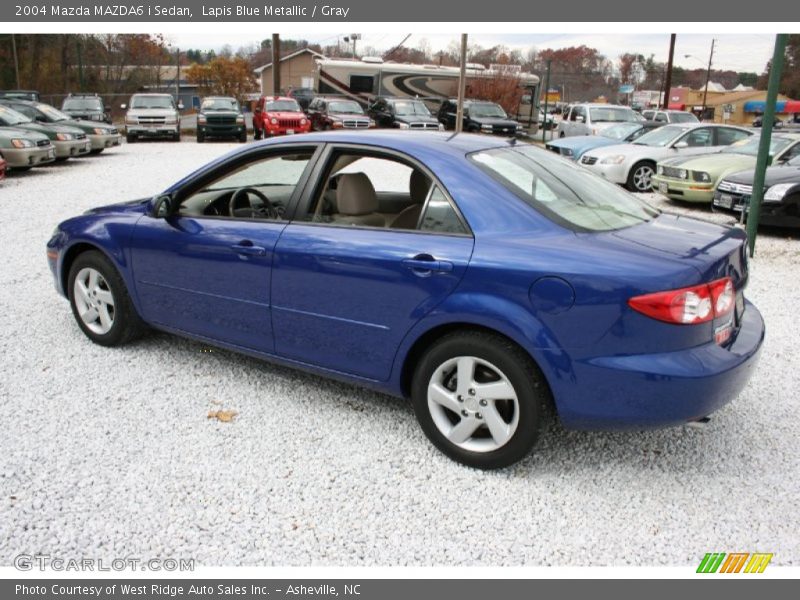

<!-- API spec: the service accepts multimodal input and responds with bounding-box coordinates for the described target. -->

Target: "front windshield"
[722,135,793,157]
[62,97,103,110]
[0,105,32,125]
[669,112,699,123]
[470,144,658,232]
[633,124,691,147]
[202,98,239,111]
[589,107,641,123]
[265,99,300,112]
[393,100,431,117]
[328,101,364,114]
[601,123,642,140]
[469,103,508,119]
[35,103,71,122]
[130,95,175,109]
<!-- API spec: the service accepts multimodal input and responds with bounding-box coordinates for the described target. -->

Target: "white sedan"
[578,123,752,192]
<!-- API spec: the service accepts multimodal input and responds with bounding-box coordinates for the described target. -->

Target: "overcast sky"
[166,33,776,73]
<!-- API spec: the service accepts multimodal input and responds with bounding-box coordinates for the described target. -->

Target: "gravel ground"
[1,140,798,567]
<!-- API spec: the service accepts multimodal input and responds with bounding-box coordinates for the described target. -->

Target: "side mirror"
[673,141,689,149]
[151,194,173,218]
[177,101,184,110]
[120,103,127,110]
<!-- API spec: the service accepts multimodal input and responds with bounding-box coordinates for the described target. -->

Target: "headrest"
[336,173,378,216]
[409,170,431,204]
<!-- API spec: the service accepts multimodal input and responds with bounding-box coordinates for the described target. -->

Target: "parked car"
[0,124,56,171]
[60,93,112,123]
[122,93,182,142]
[0,90,39,101]
[307,96,374,131]
[642,109,699,124]
[579,123,753,192]
[0,156,5,181]
[546,121,663,161]
[252,96,311,139]
[752,115,785,128]
[437,99,522,136]
[47,131,763,469]
[653,133,800,203]
[196,96,247,143]
[557,103,644,138]
[288,87,314,110]
[0,98,120,154]
[367,96,443,130]
[713,154,800,227]
[0,103,89,160]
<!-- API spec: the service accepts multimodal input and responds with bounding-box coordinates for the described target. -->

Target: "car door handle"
[230,242,266,256]
[402,256,454,274]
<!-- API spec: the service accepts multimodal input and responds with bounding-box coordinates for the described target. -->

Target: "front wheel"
[68,251,146,347]
[411,331,549,469]
[627,161,656,192]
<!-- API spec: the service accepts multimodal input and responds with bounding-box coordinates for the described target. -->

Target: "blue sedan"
[545,121,663,161]
[47,131,764,469]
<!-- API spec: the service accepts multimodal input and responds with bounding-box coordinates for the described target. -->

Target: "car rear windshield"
[469,145,658,232]
[589,107,642,123]
[328,101,364,114]
[62,97,103,110]
[131,96,175,109]
[669,112,699,123]
[266,99,300,112]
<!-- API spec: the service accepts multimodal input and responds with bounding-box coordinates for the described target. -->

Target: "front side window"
[178,150,314,220]
[679,128,713,147]
[470,145,658,232]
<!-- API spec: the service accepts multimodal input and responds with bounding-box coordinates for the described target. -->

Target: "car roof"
[131,93,173,97]
[263,96,294,102]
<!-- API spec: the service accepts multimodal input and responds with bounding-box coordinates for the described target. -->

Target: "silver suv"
[122,93,182,142]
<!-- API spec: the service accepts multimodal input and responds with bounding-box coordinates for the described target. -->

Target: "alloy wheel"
[633,164,654,191]
[73,267,115,335]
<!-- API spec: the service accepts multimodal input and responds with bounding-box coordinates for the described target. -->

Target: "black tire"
[90,149,104,155]
[253,128,263,140]
[67,250,147,347]
[196,132,205,143]
[410,331,550,469]
[172,132,180,142]
[627,160,656,192]
[559,131,565,138]
[126,133,136,144]
[239,131,247,143]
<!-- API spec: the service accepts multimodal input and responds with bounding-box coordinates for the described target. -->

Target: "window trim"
[291,142,474,238]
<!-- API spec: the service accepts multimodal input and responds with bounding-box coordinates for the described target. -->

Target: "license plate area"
[658,182,668,194]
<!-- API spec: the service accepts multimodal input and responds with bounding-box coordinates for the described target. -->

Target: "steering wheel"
[228,187,279,219]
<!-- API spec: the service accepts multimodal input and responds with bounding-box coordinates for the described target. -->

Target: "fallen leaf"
[207,410,238,423]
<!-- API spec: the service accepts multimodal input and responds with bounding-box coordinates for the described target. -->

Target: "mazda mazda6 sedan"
[47,131,765,469]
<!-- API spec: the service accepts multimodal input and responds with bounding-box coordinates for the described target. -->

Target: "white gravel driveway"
[0,140,798,567]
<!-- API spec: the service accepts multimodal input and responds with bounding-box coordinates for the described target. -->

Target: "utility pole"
[701,38,716,120]
[541,60,552,143]
[455,34,467,134]
[175,47,180,100]
[272,34,280,95]
[11,34,20,88]
[662,34,676,109]
[746,34,788,257]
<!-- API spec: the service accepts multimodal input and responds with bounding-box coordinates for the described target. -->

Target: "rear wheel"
[253,127,263,140]
[67,251,146,347]
[627,160,656,192]
[171,132,180,142]
[126,133,136,144]
[411,331,549,469]
[239,131,247,143]
[196,131,205,143]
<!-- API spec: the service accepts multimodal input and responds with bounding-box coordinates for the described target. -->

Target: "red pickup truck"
[252,96,311,139]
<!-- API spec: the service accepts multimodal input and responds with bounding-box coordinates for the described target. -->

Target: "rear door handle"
[230,242,267,256]
[402,256,454,274]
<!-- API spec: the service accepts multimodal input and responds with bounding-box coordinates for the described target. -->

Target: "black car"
[714,153,800,228]
[752,115,785,128]
[196,96,247,143]
[437,98,522,136]
[288,87,314,110]
[60,93,111,123]
[0,90,39,102]
[367,96,442,130]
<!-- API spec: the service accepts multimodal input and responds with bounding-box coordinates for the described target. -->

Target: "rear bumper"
[554,299,765,430]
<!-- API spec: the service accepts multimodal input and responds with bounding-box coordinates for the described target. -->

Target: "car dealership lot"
[1,141,798,566]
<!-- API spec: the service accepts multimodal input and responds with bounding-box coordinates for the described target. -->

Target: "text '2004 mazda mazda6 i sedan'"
[47,132,765,469]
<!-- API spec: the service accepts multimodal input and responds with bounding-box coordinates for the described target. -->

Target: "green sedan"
[0,104,90,160]
[0,126,56,171]
[653,133,800,203]
[0,99,120,154]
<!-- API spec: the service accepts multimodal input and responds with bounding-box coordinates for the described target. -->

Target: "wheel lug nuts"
[468,388,476,396]
[476,412,483,419]
[457,395,463,402]
[479,399,487,406]
[461,410,469,417]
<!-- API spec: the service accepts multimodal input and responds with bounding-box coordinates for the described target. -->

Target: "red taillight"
[628,277,735,325]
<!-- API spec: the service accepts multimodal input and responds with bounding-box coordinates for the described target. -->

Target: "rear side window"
[420,187,468,235]
[470,145,658,232]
